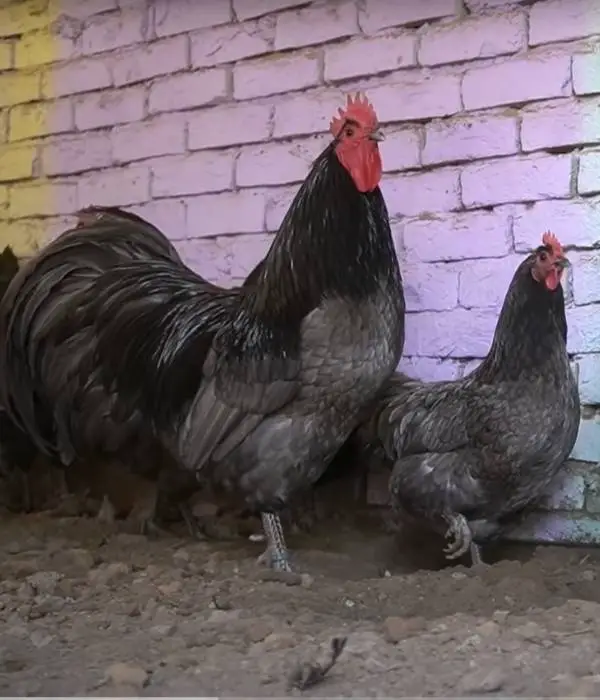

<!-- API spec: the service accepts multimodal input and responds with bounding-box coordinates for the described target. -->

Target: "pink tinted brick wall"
[2,0,600,469]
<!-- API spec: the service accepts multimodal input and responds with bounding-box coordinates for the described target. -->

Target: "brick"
[521,99,600,153]
[382,169,461,218]
[265,185,296,230]
[148,70,228,115]
[461,154,572,208]
[571,417,600,463]
[191,18,274,68]
[0,218,57,257]
[403,209,511,263]
[112,116,185,164]
[542,471,585,510]
[0,111,7,144]
[0,184,7,211]
[59,0,119,17]
[324,32,416,82]
[151,152,234,197]
[578,354,600,404]
[188,103,272,150]
[0,0,52,38]
[9,181,77,218]
[78,165,150,208]
[185,190,267,236]
[420,11,525,66]
[573,53,600,96]
[508,511,600,545]
[14,30,76,69]
[423,114,518,166]
[128,199,186,240]
[233,51,321,100]
[530,0,600,46]
[403,262,459,312]
[273,75,461,138]
[458,255,521,310]
[462,55,571,110]
[513,198,600,252]
[360,0,459,34]
[181,232,274,282]
[236,136,326,187]
[74,86,145,130]
[42,133,112,175]
[80,12,145,55]
[382,128,420,172]
[0,42,12,71]
[404,308,498,358]
[0,71,41,108]
[154,0,231,37]
[571,251,600,306]
[370,73,462,124]
[43,58,112,99]
[275,1,358,51]
[398,356,460,382]
[234,0,308,21]
[112,37,188,87]
[0,145,37,182]
[578,150,600,195]
[567,304,600,354]
[465,0,528,9]
[9,100,73,141]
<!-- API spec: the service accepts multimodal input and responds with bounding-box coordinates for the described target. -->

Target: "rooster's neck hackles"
[248,143,401,325]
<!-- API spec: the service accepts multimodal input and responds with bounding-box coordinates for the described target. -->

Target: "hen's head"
[330,93,383,193]
[530,231,569,291]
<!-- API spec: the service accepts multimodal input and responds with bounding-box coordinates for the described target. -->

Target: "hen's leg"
[257,512,292,572]
[442,513,473,560]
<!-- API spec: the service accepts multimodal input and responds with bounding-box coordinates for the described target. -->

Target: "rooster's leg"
[442,513,472,560]
[469,542,483,566]
[257,512,292,572]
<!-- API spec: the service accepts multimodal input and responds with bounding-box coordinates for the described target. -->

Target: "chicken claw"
[442,513,472,560]
[257,512,293,572]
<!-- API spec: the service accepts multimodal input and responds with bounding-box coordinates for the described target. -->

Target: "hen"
[348,232,579,565]
[0,94,405,570]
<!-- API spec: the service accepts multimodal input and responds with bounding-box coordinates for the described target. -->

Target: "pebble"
[459,667,505,694]
[383,616,425,643]
[105,662,148,689]
[88,562,131,586]
[26,571,62,596]
[53,548,95,575]
[246,619,274,643]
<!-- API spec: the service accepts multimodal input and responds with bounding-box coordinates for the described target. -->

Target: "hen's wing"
[177,306,303,473]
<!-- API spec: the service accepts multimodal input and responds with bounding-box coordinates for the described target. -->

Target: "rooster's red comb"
[329,92,378,138]
[542,231,564,257]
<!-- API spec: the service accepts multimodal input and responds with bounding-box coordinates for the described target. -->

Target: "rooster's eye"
[344,126,355,137]
[539,251,547,262]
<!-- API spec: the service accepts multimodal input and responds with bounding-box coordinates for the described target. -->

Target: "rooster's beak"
[370,128,385,142]
[556,257,570,270]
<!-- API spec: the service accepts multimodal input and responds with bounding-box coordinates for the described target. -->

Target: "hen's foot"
[442,513,472,560]
[256,546,293,572]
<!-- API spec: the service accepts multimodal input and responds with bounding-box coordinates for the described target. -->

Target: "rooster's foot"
[178,503,208,541]
[139,516,172,539]
[443,513,472,560]
[257,546,293,572]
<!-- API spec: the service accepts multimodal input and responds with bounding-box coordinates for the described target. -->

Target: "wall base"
[365,459,600,547]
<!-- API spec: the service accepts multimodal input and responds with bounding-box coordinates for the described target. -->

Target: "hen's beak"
[370,128,385,142]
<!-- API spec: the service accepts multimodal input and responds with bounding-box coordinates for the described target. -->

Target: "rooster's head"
[330,93,383,194]
[531,231,569,291]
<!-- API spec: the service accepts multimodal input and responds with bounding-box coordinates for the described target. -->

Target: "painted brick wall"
[1,0,600,513]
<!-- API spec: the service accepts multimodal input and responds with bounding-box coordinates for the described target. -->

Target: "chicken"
[0,207,209,529]
[1,92,405,571]
[346,232,579,565]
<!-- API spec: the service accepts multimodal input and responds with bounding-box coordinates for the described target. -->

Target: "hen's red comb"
[542,231,564,257]
[329,92,378,138]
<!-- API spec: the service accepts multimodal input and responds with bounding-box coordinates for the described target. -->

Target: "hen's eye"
[344,126,355,137]
[539,251,547,262]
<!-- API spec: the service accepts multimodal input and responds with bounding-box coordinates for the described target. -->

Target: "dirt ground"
[2,507,600,698]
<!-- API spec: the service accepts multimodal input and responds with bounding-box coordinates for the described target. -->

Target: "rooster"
[0,94,405,570]
[346,232,579,565]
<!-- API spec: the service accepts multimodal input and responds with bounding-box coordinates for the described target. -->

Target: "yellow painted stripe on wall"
[0,0,60,256]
